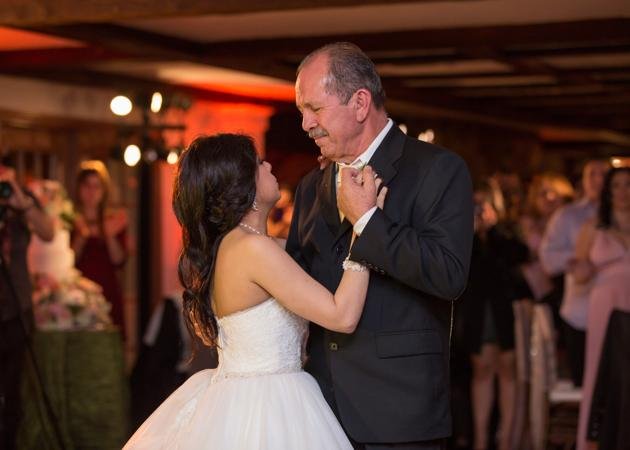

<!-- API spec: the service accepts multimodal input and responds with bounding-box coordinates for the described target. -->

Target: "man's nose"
[301,111,315,132]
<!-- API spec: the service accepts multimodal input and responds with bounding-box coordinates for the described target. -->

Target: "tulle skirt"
[124,369,352,449]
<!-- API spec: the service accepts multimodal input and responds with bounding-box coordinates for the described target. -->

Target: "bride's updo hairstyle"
[173,133,258,347]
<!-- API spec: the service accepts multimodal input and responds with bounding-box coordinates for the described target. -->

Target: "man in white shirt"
[539,159,609,386]
[288,42,473,449]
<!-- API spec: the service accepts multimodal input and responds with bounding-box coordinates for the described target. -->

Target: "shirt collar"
[342,118,393,168]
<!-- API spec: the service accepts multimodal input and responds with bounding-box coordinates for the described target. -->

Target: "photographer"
[0,163,53,449]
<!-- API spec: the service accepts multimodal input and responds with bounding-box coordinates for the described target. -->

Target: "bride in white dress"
[124,134,386,449]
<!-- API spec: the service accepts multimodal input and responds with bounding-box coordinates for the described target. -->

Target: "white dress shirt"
[539,197,598,330]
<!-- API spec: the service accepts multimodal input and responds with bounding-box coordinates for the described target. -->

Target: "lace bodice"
[213,298,308,380]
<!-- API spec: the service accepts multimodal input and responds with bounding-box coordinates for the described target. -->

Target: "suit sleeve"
[350,152,473,300]
[285,180,309,272]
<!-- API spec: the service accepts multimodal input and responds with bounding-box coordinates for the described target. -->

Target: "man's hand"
[338,165,379,224]
[0,165,34,211]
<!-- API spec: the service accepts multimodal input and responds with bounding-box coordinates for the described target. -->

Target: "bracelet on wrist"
[342,256,367,272]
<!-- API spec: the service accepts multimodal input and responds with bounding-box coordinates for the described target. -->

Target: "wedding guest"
[573,167,630,450]
[71,160,128,336]
[539,159,609,386]
[0,162,53,450]
[267,184,294,239]
[462,181,519,450]
[519,172,574,302]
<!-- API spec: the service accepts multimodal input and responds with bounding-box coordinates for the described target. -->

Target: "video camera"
[0,181,13,224]
[0,181,13,199]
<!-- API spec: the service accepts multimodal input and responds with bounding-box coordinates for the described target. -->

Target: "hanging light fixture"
[110,95,133,116]
[150,92,163,113]
[166,150,179,165]
[123,144,141,166]
[418,129,435,143]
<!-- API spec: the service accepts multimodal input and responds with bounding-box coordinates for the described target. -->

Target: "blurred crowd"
[451,160,630,450]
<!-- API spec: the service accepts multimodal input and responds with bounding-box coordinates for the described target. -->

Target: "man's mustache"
[308,129,328,140]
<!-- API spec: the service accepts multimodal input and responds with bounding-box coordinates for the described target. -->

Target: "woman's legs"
[496,350,516,450]
[471,344,499,450]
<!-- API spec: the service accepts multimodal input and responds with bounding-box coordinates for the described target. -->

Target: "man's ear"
[354,89,371,122]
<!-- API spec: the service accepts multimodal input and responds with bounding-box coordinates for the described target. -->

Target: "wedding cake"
[27,179,112,330]
[28,229,76,282]
[26,179,76,282]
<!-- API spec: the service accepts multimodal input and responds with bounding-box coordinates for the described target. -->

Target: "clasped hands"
[337,165,387,224]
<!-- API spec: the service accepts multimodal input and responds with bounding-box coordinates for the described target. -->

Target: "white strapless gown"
[124,298,352,449]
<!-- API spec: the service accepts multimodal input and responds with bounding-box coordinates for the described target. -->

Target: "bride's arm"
[245,177,387,333]
[245,235,369,333]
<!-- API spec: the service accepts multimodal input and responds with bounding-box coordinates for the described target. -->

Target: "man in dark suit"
[287,42,473,449]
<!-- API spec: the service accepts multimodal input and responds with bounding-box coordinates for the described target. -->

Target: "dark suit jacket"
[286,125,473,443]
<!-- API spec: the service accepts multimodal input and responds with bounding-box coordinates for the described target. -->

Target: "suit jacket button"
[329,342,338,351]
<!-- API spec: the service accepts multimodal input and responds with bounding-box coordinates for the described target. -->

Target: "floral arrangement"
[28,178,113,331]
[27,179,75,230]
[32,269,113,331]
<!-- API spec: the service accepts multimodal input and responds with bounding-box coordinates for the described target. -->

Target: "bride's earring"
[252,199,259,212]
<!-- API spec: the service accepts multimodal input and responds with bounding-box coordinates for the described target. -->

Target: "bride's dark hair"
[173,133,258,347]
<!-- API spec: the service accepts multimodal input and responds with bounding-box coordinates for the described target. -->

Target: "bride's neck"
[240,210,269,234]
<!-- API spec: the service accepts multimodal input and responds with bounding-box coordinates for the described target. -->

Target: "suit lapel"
[316,163,341,236]
[366,123,405,188]
[316,163,353,245]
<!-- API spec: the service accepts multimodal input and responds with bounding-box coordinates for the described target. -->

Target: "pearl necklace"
[238,222,267,236]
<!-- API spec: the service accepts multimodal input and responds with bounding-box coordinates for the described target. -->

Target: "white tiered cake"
[28,229,76,282]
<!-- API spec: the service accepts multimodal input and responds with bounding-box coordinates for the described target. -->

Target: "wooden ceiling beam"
[0,47,135,70]
[2,68,293,109]
[195,19,630,59]
[26,19,630,64]
[28,24,205,60]
[0,0,433,26]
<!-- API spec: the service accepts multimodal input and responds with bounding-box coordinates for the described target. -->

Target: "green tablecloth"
[18,329,129,450]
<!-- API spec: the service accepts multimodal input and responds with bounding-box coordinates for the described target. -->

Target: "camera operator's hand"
[0,165,34,211]
[0,164,54,241]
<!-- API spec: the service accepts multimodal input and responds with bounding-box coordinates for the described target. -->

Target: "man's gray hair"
[297,42,386,110]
